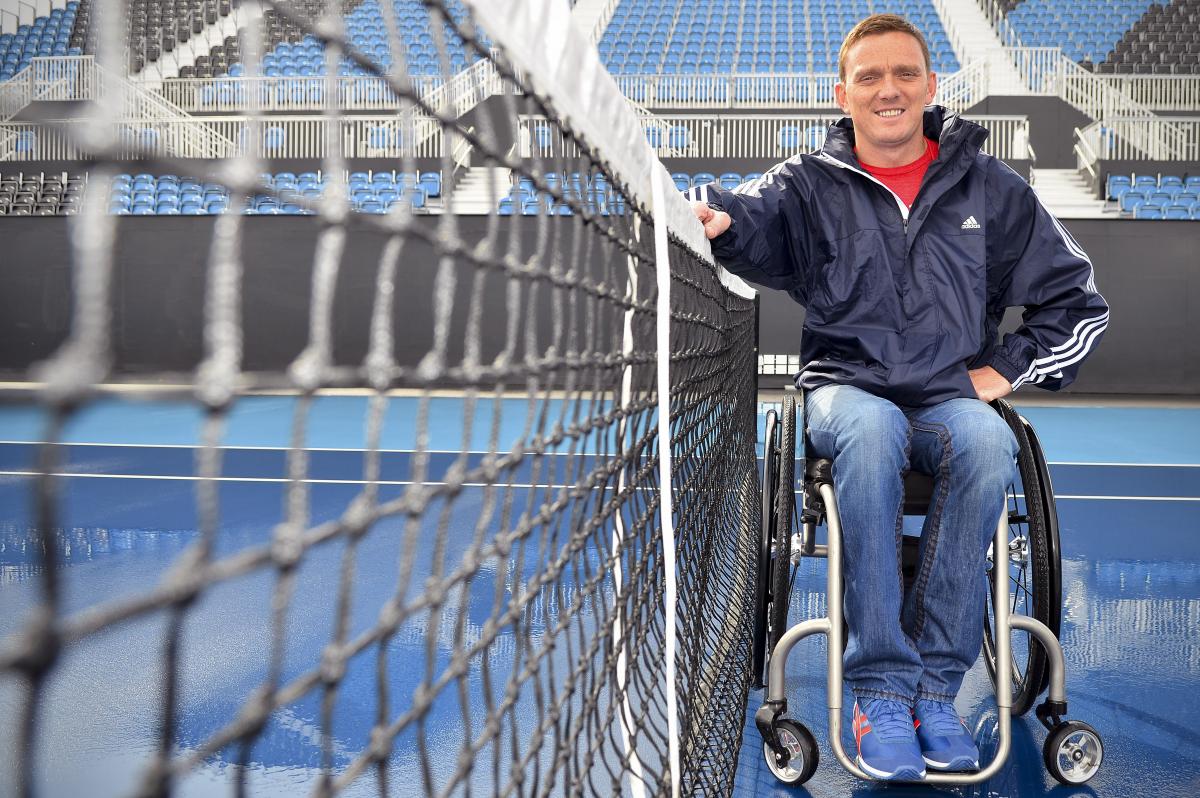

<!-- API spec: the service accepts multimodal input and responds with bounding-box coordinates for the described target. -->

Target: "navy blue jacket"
[689,107,1109,408]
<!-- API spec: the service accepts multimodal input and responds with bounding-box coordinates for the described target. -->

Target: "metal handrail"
[0,113,445,161]
[935,59,990,111]
[519,112,1033,162]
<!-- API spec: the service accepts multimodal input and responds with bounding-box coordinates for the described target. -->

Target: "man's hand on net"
[692,201,732,239]
[969,366,1013,403]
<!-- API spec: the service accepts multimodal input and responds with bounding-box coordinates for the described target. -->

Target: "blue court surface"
[1,395,1198,797]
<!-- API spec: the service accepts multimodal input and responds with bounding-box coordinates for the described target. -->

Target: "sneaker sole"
[923,754,980,771]
[856,755,926,781]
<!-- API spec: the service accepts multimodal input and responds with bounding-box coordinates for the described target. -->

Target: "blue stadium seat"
[264,126,287,151]
[667,124,696,149]
[1106,174,1132,201]
[804,125,826,150]
[406,188,427,208]
[1120,191,1146,213]
[779,125,800,151]
[419,172,441,198]
[718,172,742,190]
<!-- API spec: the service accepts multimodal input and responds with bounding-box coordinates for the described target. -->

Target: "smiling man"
[688,14,1108,782]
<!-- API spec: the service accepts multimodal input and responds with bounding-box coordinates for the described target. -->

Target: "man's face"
[834,31,937,160]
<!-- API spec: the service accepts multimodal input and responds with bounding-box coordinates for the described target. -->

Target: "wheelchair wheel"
[750,396,796,690]
[982,400,1062,716]
[763,718,819,785]
[1044,720,1103,784]
[770,395,796,660]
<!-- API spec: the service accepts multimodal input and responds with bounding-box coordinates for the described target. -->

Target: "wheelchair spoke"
[1011,570,1030,614]
[1010,649,1024,688]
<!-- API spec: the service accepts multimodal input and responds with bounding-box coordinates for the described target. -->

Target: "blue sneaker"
[853,699,926,781]
[913,699,980,771]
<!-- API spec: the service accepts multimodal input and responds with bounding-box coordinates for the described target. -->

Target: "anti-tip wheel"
[1043,721,1103,785]
[763,718,819,785]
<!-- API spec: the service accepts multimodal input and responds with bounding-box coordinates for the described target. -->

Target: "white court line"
[0,470,619,490]
[2,470,1200,501]
[1,441,1199,469]
[0,440,594,455]
[1047,461,1200,468]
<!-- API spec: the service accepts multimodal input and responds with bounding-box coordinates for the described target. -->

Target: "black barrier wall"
[2,216,1199,394]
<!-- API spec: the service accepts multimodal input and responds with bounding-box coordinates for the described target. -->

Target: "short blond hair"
[838,14,932,82]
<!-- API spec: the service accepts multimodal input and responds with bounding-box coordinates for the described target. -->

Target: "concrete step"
[933,0,1029,95]
[1031,168,1111,218]
[448,166,510,214]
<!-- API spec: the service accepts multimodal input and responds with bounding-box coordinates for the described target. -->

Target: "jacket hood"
[821,105,990,168]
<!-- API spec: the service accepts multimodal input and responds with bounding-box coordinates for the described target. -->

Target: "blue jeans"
[805,383,1018,707]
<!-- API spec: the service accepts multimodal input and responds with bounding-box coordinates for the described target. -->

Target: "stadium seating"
[499,172,621,216]
[182,0,481,81]
[0,172,87,215]
[1096,0,1200,74]
[1007,0,1199,72]
[0,5,83,82]
[500,171,777,215]
[0,170,439,215]
[1107,172,1200,218]
[598,0,958,79]
[67,0,240,73]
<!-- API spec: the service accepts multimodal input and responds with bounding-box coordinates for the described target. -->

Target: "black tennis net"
[0,0,761,795]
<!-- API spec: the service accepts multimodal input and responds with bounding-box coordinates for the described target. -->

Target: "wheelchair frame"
[754,391,1104,786]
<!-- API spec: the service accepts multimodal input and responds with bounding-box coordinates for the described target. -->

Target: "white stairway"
[1030,168,1111,218]
[571,0,617,43]
[447,166,511,214]
[933,0,1028,95]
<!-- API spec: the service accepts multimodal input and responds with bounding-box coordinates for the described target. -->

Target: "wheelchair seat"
[803,457,935,516]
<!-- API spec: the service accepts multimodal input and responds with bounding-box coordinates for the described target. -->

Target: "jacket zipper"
[818,152,911,233]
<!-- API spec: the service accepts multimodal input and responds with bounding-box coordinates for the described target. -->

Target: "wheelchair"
[751,390,1105,787]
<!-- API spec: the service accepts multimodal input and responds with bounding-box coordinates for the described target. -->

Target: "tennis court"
[1,396,1197,796]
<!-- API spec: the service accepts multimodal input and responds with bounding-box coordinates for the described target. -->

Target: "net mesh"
[0,0,761,795]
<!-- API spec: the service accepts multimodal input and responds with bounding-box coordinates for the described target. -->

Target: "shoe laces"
[861,699,916,742]
[916,699,965,736]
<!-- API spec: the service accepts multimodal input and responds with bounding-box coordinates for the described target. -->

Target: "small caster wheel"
[1043,721,1103,785]
[763,718,819,785]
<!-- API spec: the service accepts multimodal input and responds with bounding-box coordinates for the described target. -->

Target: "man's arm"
[685,166,809,294]
[984,161,1110,393]
[968,366,1014,402]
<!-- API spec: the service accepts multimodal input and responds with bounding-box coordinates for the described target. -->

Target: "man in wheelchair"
[688,13,1108,781]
